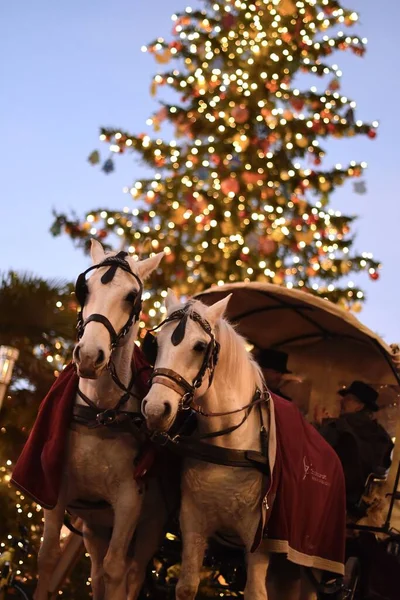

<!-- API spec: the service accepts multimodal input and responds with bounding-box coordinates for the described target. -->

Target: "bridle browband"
[146,305,221,411]
[74,251,144,428]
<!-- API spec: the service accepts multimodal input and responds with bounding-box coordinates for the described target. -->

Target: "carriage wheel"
[342,557,360,600]
[2,582,31,600]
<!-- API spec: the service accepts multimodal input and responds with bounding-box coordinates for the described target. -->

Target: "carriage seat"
[349,468,389,520]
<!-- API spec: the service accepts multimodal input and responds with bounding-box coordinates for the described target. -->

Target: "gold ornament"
[319,180,331,192]
[277,0,296,17]
[340,261,351,274]
[273,272,285,285]
[296,135,308,148]
[294,231,314,244]
[271,228,285,242]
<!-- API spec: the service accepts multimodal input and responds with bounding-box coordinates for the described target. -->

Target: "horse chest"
[66,430,138,500]
[183,461,262,522]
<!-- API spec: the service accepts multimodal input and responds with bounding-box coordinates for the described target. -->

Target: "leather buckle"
[96,409,118,426]
[150,431,170,446]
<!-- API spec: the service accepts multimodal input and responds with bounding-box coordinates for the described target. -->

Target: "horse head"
[73,239,163,379]
[142,289,231,431]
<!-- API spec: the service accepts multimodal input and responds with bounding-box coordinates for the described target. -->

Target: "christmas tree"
[52,0,380,325]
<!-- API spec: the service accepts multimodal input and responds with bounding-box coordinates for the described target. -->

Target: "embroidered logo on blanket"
[303,456,330,486]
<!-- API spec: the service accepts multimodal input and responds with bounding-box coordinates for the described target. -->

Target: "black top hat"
[256,348,291,374]
[338,380,379,412]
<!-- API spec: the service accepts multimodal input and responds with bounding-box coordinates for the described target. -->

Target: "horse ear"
[204,294,232,326]
[136,252,164,280]
[90,239,105,264]
[165,288,179,313]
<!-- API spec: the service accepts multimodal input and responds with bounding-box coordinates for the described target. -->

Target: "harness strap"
[192,389,267,418]
[76,366,139,425]
[151,370,194,395]
[198,410,250,440]
[71,405,146,442]
[83,314,118,346]
[150,432,269,473]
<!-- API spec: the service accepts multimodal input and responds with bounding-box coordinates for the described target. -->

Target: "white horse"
[35,240,165,600]
[142,291,343,600]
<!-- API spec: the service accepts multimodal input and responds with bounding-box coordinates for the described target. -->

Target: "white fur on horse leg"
[102,483,143,600]
[82,523,109,600]
[175,498,209,600]
[244,547,270,600]
[175,529,207,600]
[34,503,66,600]
[126,506,167,600]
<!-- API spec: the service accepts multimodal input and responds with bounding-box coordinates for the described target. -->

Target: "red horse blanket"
[11,346,152,509]
[254,394,346,575]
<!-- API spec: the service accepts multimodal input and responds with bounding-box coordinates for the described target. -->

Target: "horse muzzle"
[73,343,108,378]
[141,396,175,432]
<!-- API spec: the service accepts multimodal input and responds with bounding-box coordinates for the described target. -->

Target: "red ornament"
[231,105,249,124]
[367,129,377,139]
[222,13,236,29]
[259,238,276,255]
[290,98,305,112]
[221,177,240,195]
[369,271,379,280]
[98,230,108,239]
[242,171,266,185]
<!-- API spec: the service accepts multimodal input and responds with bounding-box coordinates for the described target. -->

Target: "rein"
[73,251,145,432]
[150,392,270,474]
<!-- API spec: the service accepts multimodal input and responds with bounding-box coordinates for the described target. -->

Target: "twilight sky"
[1,0,399,342]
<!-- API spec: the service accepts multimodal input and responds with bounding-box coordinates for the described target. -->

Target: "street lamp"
[0,345,19,411]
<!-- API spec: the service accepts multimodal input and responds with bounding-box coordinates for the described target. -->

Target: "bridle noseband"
[145,306,220,410]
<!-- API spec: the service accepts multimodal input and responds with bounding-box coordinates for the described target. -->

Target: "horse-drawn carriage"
[9,249,400,600]
[138,282,400,599]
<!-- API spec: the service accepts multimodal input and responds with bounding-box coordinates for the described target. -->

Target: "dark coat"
[269,386,292,402]
[318,410,394,509]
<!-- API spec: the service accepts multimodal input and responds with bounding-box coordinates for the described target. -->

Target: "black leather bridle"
[74,251,144,427]
[144,305,220,410]
[75,251,143,350]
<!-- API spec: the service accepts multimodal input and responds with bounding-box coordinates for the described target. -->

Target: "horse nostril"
[96,349,105,366]
[74,345,81,363]
[163,402,172,418]
[141,400,147,416]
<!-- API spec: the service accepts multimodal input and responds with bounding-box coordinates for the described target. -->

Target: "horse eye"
[125,291,137,304]
[193,341,207,353]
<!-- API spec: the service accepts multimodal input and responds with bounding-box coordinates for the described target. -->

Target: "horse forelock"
[185,299,264,391]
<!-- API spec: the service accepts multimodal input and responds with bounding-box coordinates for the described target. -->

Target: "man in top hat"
[318,380,394,515]
[255,348,292,401]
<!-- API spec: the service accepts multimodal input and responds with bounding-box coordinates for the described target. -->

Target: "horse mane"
[187,300,264,392]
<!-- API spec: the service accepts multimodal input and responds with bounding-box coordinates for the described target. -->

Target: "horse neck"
[197,330,263,450]
[77,324,139,410]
